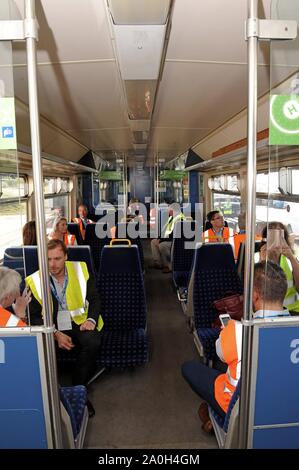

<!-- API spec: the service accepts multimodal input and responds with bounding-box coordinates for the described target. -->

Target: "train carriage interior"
[1,0,299,451]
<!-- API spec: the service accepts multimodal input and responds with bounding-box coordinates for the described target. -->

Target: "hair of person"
[238,212,246,231]
[23,220,37,245]
[52,216,67,233]
[254,260,288,305]
[47,239,68,255]
[206,210,220,222]
[261,221,291,248]
[78,204,88,211]
[0,267,21,304]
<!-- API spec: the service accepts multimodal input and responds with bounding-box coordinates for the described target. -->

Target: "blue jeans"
[181,360,226,418]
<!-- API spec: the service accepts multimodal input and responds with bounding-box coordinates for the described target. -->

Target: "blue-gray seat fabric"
[172,221,198,289]
[192,244,242,360]
[115,222,144,271]
[84,223,109,273]
[97,245,148,367]
[59,385,87,438]
[67,222,83,245]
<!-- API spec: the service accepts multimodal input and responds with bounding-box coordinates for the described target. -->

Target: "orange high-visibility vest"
[63,233,76,246]
[233,233,246,260]
[72,217,93,239]
[0,306,27,327]
[203,227,235,253]
[214,319,242,413]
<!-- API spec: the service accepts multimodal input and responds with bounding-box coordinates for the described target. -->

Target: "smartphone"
[219,314,231,328]
[267,228,284,249]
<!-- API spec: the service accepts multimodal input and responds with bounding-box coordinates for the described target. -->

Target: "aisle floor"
[85,241,217,449]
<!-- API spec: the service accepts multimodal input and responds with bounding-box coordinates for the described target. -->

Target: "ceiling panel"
[149,127,211,159]
[166,0,271,64]
[13,61,128,131]
[12,0,115,64]
[68,128,133,152]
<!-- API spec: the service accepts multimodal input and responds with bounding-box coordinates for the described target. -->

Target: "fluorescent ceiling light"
[133,143,147,150]
[125,80,156,120]
[114,25,166,80]
[129,120,150,132]
[108,0,171,25]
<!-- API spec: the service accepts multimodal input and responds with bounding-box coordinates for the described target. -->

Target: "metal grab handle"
[109,238,131,246]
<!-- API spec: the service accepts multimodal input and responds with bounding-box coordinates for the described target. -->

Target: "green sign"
[160,170,187,181]
[270,95,299,145]
[99,170,122,181]
[0,97,17,150]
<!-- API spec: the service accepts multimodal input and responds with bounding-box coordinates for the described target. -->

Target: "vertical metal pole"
[25,0,63,448]
[238,0,258,449]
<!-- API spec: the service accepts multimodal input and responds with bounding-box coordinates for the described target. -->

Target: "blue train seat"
[171,220,199,293]
[115,222,144,271]
[188,244,242,361]
[3,245,95,281]
[209,380,241,448]
[84,223,110,272]
[59,385,88,448]
[67,223,83,245]
[97,245,148,368]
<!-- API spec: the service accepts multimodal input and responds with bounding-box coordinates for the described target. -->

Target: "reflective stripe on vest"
[26,262,104,330]
[64,233,75,246]
[280,255,299,311]
[73,218,93,238]
[214,320,242,412]
[0,306,26,327]
[164,213,185,237]
[203,227,235,251]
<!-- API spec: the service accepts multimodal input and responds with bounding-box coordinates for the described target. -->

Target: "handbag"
[212,292,244,328]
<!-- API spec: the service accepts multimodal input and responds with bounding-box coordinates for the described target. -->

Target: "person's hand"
[80,320,96,331]
[54,331,74,350]
[260,243,280,263]
[12,288,32,318]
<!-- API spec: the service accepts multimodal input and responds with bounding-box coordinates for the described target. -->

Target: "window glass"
[213,176,222,191]
[0,201,27,259]
[212,193,241,229]
[44,195,69,234]
[256,171,280,194]
[227,174,239,192]
[291,169,299,195]
[57,177,69,193]
[0,174,27,199]
[44,177,56,194]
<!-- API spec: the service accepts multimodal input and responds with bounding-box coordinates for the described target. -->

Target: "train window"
[290,169,299,195]
[212,193,241,228]
[256,171,280,194]
[227,174,239,192]
[0,174,27,199]
[213,175,226,191]
[57,177,69,193]
[43,177,56,194]
[44,195,69,234]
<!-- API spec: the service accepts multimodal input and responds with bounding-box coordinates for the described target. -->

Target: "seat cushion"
[99,329,148,368]
[197,327,220,360]
[60,385,87,438]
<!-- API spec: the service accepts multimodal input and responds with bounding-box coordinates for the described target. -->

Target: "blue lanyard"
[50,273,68,309]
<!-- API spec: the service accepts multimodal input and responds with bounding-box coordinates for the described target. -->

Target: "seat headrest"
[100,245,141,273]
[194,243,235,269]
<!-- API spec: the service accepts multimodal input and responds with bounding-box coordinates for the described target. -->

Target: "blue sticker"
[2,126,14,138]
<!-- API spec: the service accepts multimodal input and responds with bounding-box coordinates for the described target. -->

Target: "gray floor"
[84,241,217,449]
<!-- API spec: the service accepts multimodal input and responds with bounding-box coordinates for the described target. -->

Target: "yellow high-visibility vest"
[280,254,299,313]
[26,261,104,331]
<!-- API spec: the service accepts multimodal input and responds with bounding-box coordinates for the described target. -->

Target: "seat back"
[67,246,96,278]
[98,245,146,331]
[84,223,110,272]
[59,385,87,440]
[115,222,144,270]
[236,240,262,281]
[190,244,242,328]
[67,223,83,245]
[171,221,199,288]
[3,246,39,279]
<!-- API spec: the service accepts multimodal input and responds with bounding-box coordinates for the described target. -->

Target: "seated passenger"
[26,239,104,416]
[0,267,31,327]
[72,204,94,240]
[23,220,37,245]
[150,207,185,273]
[203,211,235,253]
[260,221,299,314]
[181,261,289,432]
[48,216,77,246]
